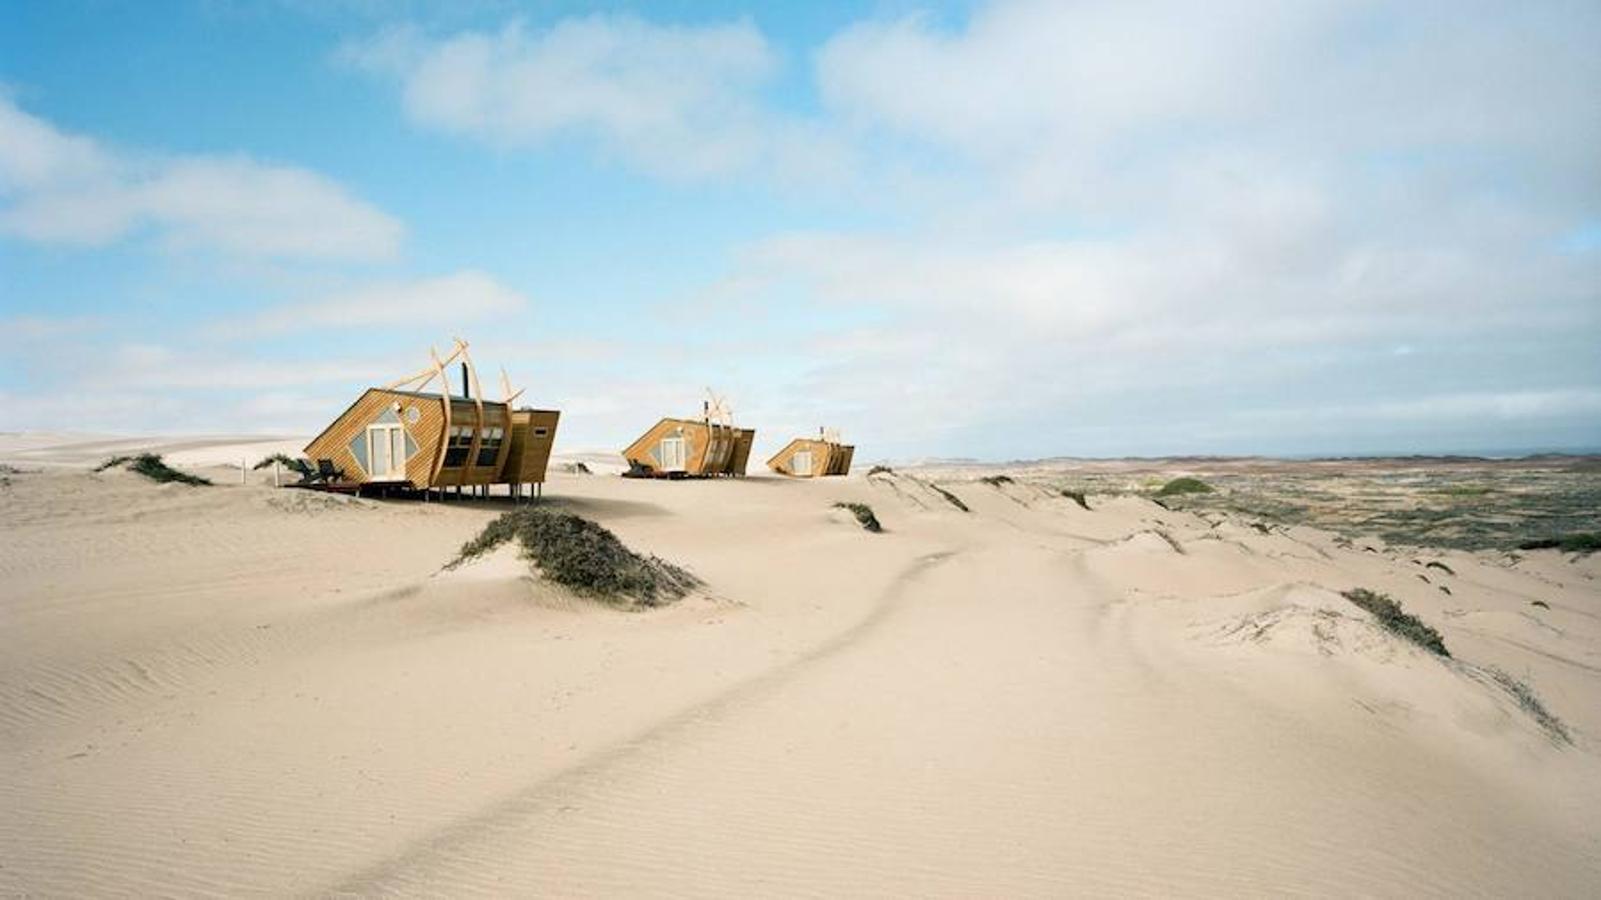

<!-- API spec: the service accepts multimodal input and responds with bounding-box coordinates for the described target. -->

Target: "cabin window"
[476,426,504,467]
[792,450,813,476]
[366,423,406,479]
[658,436,687,471]
[443,425,473,468]
[533,427,550,438]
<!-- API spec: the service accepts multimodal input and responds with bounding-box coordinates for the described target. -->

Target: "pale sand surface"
[2,436,1599,895]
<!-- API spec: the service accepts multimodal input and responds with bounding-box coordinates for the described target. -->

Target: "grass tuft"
[448,508,699,608]
[1485,667,1569,744]
[867,465,894,476]
[1530,600,1551,610]
[253,453,314,478]
[1340,588,1449,657]
[1060,489,1090,510]
[931,484,970,512]
[1153,529,1186,555]
[1424,560,1455,575]
[833,502,883,533]
[97,453,211,486]
[1156,477,1214,496]
[980,475,1014,487]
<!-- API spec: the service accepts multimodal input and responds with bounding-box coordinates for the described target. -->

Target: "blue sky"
[1,0,1597,460]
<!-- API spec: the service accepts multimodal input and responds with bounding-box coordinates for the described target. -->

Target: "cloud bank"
[0,95,403,260]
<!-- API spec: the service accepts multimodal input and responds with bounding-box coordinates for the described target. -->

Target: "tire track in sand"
[324,548,959,895]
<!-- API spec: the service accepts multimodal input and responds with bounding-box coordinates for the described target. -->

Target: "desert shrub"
[1061,489,1090,510]
[931,484,969,512]
[253,453,314,478]
[1517,533,1601,554]
[1531,600,1551,609]
[448,508,698,608]
[834,502,883,533]
[980,475,1014,487]
[1424,560,1455,575]
[1249,522,1273,535]
[867,465,894,476]
[1156,477,1214,496]
[97,453,211,486]
[1340,588,1449,657]
[1485,668,1569,744]
[564,461,592,474]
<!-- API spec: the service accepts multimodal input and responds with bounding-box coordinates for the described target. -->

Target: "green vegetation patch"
[1155,477,1214,496]
[1517,533,1601,555]
[834,502,883,533]
[449,508,699,608]
[980,475,1014,487]
[253,453,314,479]
[96,453,212,486]
[1340,588,1449,657]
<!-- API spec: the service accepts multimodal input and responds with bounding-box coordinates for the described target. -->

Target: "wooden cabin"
[623,393,752,478]
[768,433,855,478]
[302,340,559,496]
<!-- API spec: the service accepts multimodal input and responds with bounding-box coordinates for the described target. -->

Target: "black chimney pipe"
[461,362,470,399]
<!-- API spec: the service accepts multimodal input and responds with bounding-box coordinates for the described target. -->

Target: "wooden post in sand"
[273,460,280,488]
[240,457,247,486]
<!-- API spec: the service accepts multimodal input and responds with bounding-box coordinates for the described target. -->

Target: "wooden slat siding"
[728,428,756,476]
[473,403,512,486]
[435,399,511,486]
[686,421,712,474]
[838,445,856,476]
[405,393,447,485]
[766,437,806,475]
[305,389,447,486]
[503,409,560,483]
[503,415,531,483]
[617,416,669,470]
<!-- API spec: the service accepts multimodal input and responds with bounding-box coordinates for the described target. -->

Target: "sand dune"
[2,439,1598,895]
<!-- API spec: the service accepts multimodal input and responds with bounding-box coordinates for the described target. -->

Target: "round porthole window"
[405,406,421,424]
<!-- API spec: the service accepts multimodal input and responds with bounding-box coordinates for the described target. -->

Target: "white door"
[367,424,405,479]
[659,436,687,472]
[792,450,813,476]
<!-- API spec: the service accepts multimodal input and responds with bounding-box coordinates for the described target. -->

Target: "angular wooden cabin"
[622,393,753,478]
[768,430,855,478]
[303,340,559,496]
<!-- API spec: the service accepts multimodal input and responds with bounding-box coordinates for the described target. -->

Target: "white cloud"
[0,95,403,260]
[816,1,1601,210]
[208,270,528,338]
[343,16,848,183]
